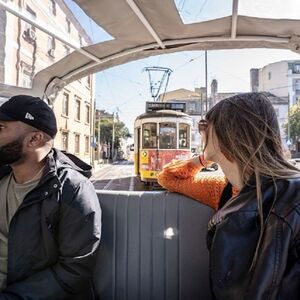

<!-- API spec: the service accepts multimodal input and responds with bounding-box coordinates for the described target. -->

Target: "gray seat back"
[94,191,214,300]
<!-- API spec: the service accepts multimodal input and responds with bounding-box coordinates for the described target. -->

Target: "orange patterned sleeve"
[157,159,229,210]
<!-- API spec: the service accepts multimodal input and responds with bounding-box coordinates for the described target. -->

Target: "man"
[0,95,101,299]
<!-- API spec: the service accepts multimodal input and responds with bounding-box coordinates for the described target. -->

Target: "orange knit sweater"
[157,158,239,210]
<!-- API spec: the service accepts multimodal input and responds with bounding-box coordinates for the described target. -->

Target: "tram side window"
[142,123,157,148]
[159,123,176,149]
[179,123,190,149]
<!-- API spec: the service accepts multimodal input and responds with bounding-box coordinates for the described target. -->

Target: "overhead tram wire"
[102,71,120,108]
[173,53,205,72]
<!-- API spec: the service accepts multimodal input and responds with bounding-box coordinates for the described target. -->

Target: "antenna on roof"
[143,66,172,101]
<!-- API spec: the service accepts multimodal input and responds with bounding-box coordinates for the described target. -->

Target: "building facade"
[250,60,300,147]
[251,60,300,106]
[0,0,95,164]
[210,79,239,105]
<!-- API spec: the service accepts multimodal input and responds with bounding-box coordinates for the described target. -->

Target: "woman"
[158,93,300,299]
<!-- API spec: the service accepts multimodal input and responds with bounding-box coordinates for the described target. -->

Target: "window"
[85,104,90,124]
[268,72,272,80]
[24,6,36,38]
[294,64,300,74]
[75,97,81,120]
[85,136,90,153]
[22,70,31,88]
[159,122,176,149]
[65,18,71,33]
[61,132,68,151]
[49,0,56,16]
[142,123,157,149]
[64,45,70,55]
[75,134,80,153]
[295,79,300,91]
[87,76,91,88]
[47,36,55,57]
[179,123,190,149]
[62,92,69,116]
[26,5,37,20]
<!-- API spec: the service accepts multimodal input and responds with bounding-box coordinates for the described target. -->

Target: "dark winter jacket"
[0,149,101,300]
[207,177,300,300]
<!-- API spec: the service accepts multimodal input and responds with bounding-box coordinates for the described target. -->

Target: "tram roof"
[135,109,192,121]
[1,0,300,98]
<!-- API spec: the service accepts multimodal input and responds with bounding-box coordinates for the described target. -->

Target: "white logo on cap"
[25,112,34,120]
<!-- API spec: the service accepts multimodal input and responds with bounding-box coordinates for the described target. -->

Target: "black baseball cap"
[0,95,57,138]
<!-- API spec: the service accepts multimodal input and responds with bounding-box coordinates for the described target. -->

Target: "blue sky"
[95,49,300,133]
[65,0,300,133]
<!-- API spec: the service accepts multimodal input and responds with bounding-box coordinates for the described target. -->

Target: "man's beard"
[0,139,24,166]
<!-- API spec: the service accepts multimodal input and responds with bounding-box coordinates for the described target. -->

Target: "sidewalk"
[91,157,122,180]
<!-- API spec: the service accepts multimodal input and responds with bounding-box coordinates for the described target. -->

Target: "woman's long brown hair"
[205,92,300,271]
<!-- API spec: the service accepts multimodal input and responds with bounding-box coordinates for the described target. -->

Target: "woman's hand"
[160,155,216,179]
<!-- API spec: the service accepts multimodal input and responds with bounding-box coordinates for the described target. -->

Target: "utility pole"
[112,112,115,161]
[287,94,291,150]
[205,50,208,113]
[200,93,203,119]
[92,99,96,167]
[98,113,101,160]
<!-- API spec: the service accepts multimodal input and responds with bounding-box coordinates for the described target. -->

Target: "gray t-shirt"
[0,173,39,291]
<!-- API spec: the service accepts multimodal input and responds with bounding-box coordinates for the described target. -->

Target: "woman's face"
[198,120,222,163]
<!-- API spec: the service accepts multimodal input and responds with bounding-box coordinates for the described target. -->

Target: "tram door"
[137,127,141,175]
[134,127,141,175]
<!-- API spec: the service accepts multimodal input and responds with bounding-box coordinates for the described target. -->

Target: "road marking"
[92,162,136,190]
[129,176,134,191]
[103,179,114,190]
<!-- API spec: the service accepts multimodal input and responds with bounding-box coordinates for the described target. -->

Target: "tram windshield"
[179,123,190,149]
[142,123,157,149]
[159,122,176,149]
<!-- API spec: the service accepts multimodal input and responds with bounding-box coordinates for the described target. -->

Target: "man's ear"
[25,131,45,148]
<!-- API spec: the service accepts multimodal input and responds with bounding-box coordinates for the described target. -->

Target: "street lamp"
[112,112,115,161]
[98,113,101,160]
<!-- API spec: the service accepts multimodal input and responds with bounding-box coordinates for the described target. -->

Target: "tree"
[284,102,300,145]
[95,117,131,149]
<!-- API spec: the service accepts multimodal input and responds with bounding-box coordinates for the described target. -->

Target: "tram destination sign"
[146,102,186,113]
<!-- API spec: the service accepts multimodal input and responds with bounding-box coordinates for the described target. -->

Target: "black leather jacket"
[207,177,300,300]
[0,149,101,299]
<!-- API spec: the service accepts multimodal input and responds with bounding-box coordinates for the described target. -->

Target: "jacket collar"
[0,148,92,181]
[0,148,92,208]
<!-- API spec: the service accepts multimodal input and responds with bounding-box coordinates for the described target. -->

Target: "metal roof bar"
[126,0,166,49]
[60,35,289,82]
[231,0,239,39]
[0,0,102,63]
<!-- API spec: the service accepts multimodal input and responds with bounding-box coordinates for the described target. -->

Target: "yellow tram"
[134,103,193,184]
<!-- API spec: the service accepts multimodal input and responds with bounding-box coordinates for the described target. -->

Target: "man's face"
[0,121,27,166]
[0,138,24,166]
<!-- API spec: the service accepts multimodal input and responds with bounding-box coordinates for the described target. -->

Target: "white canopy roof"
[0,0,300,98]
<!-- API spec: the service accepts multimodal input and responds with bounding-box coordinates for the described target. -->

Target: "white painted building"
[251,60,300,147]
[253,60,300,106]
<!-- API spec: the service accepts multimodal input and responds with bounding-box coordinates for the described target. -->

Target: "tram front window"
[159,123,176,149]
[142,123,157,148]
[179,123,190,149]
